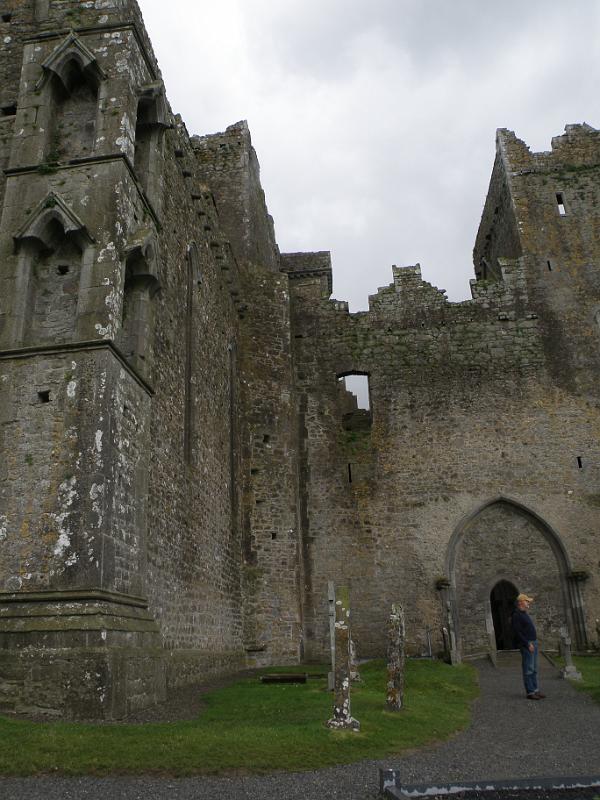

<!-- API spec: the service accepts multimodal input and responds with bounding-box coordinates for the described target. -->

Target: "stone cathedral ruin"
[0,0,599,719]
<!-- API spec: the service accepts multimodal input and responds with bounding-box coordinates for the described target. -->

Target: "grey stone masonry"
[0,0,599,719]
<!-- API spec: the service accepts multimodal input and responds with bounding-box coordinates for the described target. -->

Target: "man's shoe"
[526,693,540,700]
[533,691,546,698]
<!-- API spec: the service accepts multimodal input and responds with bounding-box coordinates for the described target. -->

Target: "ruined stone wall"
[1,0,599,720]
[473,152,521,282]
[142,119,245,663]
[493,126,600,395]
[193,122,280,274]
[237,264,304,665]
[290,258,600,659]
[194,125,305,665]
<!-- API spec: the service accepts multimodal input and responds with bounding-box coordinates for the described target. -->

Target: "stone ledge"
[0,340,154,396]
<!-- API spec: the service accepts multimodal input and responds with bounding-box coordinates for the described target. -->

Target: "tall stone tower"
[0,0,171,717]
[0,0,308,719]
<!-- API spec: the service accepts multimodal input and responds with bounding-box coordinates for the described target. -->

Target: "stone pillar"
[349,637,361,682]
[327,580,336,691]
[326,586,359,731]
[485,612,497,668]
[560,627,582,681]
[386,603,406,711]
[446,601,460,664]
[442,626,450,660]
[567,572,589,650]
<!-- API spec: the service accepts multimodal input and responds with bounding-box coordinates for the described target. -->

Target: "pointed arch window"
[133,83,168,207]
[118,232,160,377]
[37,34,105,163]
[12,194,94,347]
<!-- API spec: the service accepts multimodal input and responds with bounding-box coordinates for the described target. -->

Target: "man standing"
[511,593,546,700]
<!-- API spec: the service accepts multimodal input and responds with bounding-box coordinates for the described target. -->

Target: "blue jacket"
[511,608,537,648]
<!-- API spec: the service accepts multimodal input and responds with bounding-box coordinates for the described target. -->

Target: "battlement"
[280,251,332,297]
[498,123,600,174]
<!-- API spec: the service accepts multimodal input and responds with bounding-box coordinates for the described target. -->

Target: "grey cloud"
[139,0,600,310]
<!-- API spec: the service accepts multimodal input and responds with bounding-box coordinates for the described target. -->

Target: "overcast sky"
[138,0,600,311]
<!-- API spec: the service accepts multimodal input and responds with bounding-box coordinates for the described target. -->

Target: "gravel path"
[1,656,599,800]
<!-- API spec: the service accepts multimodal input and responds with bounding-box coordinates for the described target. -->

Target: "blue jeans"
[520,641,539,695]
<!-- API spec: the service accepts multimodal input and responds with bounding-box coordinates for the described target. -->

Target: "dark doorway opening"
[490,580,518,650]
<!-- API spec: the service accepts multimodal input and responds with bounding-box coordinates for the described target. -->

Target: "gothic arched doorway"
[446,497,575,657]
[490,580,518,650]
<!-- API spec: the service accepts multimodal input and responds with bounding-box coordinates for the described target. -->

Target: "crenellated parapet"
[280,250,332,300]
[498,123,600,174]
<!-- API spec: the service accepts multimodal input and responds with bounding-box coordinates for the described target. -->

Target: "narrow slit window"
[547,260,553,272]
[347,463,352,483]
[576,456,583,469]
[556,193,566,216]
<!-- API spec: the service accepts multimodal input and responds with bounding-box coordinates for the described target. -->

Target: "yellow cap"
[516,593,534,603]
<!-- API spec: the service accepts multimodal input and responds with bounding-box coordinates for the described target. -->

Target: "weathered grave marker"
[560,626,582,681]
[386,603,406,711]
[326,585,360,731]
[446,601,460,664]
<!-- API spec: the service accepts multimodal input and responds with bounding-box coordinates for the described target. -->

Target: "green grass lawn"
[568,655,600,704]
[0,659,478,776]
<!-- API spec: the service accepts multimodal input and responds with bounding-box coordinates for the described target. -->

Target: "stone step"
[260,673,308,684]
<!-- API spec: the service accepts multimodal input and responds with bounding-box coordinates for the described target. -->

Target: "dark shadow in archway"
[490,579,518,650]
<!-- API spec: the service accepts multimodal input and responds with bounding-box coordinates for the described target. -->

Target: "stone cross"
[386,603,406,711]
[559,626,582,681]
[326,585,360,731]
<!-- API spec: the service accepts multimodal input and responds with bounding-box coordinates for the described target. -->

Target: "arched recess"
[12,193,95,346]
[133,82,169,209]
[36,33,105,162]
[444,496,581,657]
[117,230,160,377]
